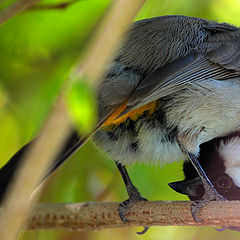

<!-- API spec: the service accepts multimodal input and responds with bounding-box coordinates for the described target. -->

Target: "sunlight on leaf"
[65,79,96,134]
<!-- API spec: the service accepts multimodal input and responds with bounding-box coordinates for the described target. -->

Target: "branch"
[0,0,42,24]
[0,0,80,24]
[0,0,146,239]
[27,201,240,231]
[27,0,78,11]
[0,0,81,24]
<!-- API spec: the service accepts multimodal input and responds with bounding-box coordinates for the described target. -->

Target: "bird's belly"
[93,113,186,165]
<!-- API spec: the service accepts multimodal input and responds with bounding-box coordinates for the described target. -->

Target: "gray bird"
[1,15,240,227]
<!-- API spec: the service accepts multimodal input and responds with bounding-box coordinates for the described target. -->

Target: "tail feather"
[0,105,116,203]
[0,142,31,202]
[0,130,82,203]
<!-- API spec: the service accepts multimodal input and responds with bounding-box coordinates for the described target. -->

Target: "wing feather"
[117,54,240,117]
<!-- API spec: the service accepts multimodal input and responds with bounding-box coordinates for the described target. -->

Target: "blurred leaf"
[65,80,96,134]
[0,85,7,110]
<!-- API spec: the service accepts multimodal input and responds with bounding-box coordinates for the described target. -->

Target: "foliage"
[0,0,240,239]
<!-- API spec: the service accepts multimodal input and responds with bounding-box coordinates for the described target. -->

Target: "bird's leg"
[116,162,149,234]
[185,152,226,221]
[116,162,147,221]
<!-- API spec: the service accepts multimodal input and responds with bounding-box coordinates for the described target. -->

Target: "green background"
[0,0,240,239]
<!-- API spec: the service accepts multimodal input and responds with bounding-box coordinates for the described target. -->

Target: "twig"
[0,97,73,240]
[26,201,240,231]
[27,0,78,11]
[0,0,146,239]
[72,0,146,84]
[0,0,42,24]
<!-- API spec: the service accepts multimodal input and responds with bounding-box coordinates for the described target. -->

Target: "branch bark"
[26,201,240,231]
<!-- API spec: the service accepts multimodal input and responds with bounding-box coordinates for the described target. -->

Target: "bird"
[1,15,240,225]
[169,131,240,231]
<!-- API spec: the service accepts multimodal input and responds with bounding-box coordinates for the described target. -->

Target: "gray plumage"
[95,15,240,165]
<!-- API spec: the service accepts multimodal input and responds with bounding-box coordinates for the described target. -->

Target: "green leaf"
[0,85,7,110]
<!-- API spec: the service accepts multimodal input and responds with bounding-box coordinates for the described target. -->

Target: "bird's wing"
[117,53,240,117]
[204,39,240,71]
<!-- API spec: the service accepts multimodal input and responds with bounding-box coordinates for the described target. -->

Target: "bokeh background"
[0,0,240,239]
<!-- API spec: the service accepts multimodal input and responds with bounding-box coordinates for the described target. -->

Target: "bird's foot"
[118,195,147,222]
[191,179,226,222]
[118,187,149,234]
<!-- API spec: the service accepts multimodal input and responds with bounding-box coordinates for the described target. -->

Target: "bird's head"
[169,131,240,201]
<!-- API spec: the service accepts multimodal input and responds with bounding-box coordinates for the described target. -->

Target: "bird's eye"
[216,176,232,189]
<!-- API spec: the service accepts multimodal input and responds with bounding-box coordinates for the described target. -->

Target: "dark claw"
[216,226,240,232]
[191,199,208,222]
[118,194,149,235]
[118,199,131,222]
[190,179,226,221]
[136,226,149,235]
[118,196,148,223]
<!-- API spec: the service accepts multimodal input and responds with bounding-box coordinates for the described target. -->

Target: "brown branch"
[0,0,146,239]
[26,201,240,231]
[0,0,42,24]
[0,0,80,24]
[27,0,78,11]
[0,97,73,240]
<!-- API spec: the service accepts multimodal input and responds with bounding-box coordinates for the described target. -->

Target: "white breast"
[95,124,186,166]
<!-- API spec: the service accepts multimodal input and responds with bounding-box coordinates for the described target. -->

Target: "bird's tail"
[0,104,119,203]
[0,130,83,203]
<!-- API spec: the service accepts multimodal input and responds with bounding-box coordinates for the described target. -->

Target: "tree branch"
[0,0,42,24]
[27,0,78,11]
[0,0,81,24]
[26,201,240,231]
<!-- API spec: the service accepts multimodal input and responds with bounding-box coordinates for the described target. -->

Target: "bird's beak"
[168,177,202,197]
